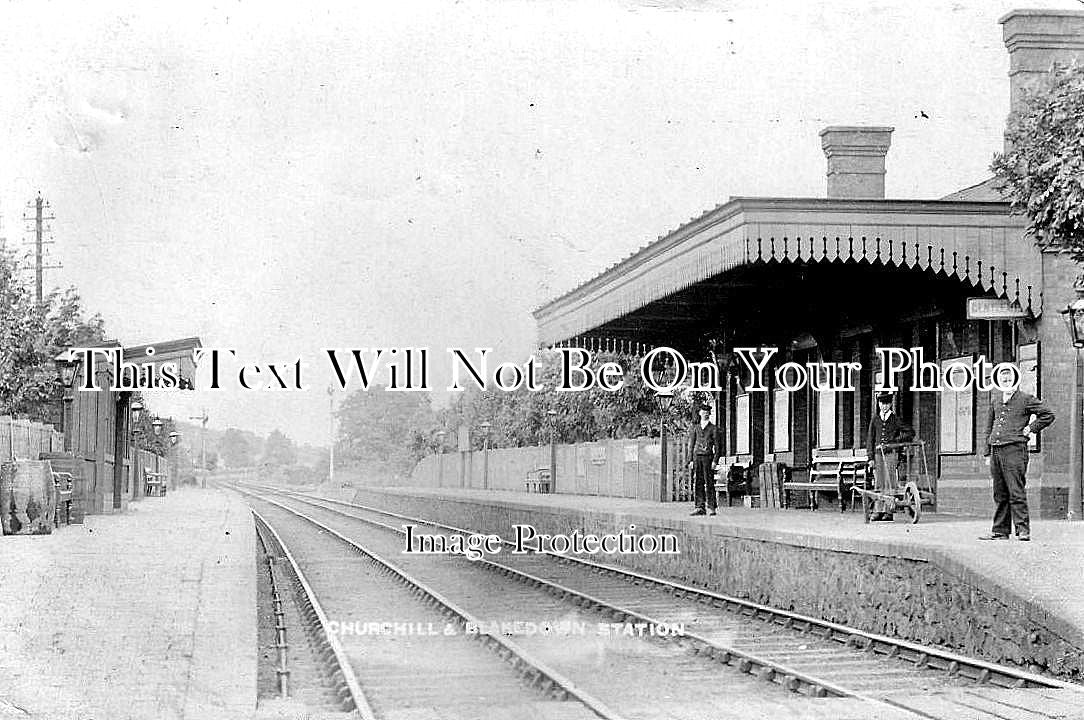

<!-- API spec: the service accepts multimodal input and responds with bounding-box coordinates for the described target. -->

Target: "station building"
[51,337,201,517]
[533,10,1084,518]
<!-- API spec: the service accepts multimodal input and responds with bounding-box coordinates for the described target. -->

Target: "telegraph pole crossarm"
[22,193,60,306]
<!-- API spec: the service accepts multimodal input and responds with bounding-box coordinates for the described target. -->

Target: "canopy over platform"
[122,337,203,389]
[63,336,203,390]
[533,197,1034,347]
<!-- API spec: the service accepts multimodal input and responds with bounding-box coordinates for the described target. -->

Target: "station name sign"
[966,297,1028,321]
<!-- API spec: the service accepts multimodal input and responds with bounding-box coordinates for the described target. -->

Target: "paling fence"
[0,416,64,462]
[409,436,696,502]
[135,448,168,489]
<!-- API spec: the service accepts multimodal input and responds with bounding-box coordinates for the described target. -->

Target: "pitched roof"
[941,176,1006,202]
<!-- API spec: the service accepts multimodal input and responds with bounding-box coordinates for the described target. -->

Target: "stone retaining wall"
[353,488,1084,683]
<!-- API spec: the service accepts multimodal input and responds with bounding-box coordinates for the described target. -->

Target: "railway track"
[237,483,1084,720]
[254,511,367,715]
[247,494,614,720]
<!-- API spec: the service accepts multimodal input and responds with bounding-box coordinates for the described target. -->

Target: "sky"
[0,0,1079,446]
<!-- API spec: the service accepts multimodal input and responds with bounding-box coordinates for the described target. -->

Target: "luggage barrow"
[851,440,936,524]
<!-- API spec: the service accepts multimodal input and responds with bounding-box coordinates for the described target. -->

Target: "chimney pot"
[819,126,894,200]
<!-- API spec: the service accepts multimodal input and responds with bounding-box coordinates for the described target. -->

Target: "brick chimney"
[1001,9,1084,114]
[819,126,893,200]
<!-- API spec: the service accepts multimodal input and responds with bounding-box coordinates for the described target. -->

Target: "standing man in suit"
[687,402,720,516]
[980,364,1054,542]
[866,391,914,521]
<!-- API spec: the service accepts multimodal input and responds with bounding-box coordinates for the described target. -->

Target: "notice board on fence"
[939,356,974,455]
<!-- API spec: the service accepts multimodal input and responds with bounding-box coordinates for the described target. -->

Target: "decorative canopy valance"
[534,197,1038,346]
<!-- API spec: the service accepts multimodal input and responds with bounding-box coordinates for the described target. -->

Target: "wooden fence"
[134,448,169,495]
[0,416,64,462]
[410,436,698,502]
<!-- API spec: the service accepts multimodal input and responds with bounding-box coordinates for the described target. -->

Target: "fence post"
[0,416,10,461]
[654,427,663,500]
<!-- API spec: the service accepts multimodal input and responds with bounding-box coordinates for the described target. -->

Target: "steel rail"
[257,485,1084,694]
[242,490,624,720]
[243,485,902,706]
[252,509,378,718]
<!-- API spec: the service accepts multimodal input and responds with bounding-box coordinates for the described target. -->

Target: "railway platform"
[0,486,256,720]
[345,485,1084,684]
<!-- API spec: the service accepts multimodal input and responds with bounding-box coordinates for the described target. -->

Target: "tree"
[307,447,330,484]
[336,388,436,482]
[261,429,298,468]
[219,427,257,468]
[0,243,107,419]
[992,63,1084,258]
[131,410,177,456]
[0,241,50,416]
[45,288,106,350]
[432,349,704,450]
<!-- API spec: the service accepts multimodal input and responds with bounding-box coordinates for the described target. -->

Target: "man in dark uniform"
[687,402,720,516]
[980,364,1054,541]
[866,391,913,521]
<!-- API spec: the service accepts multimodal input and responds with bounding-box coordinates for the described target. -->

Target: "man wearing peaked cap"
[687,401,720,516]
[979,363,1054,542]
[866,391,913,521]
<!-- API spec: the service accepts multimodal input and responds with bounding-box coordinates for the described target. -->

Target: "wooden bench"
[52,471,73,526]
[145,469,167,497]
[524,468,552,494]
[783,450,868,512]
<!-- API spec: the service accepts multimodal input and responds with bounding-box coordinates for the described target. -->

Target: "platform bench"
[145,469,167,497]
[783,450,867,512]
[524,468,552,494]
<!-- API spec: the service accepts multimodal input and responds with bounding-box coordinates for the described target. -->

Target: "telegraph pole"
[23,194,59,305]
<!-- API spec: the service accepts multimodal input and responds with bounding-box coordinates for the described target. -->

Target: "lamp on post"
[131,401,144,425]
[546,409,558,493]
[1061,289,1084,521]
[436,429,447,488]
[53,350,78,389]
[655,389,675,502]
[53,350,78,449]
[480,421,492,490]
[151,416,163,437]
[169,430,181,447]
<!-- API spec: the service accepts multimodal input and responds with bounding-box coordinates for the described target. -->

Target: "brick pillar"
[1036,250,1080,518]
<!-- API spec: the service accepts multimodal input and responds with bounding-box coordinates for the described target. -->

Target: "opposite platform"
[0,486,257,720]
[344,485,1084,683]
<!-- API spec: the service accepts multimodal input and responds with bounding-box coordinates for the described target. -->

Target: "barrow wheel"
[904,482,922,524]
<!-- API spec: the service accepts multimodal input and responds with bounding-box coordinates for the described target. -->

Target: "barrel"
[1,460,56,535]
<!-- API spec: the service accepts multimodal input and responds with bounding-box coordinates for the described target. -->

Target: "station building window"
[735,393,750,455]
[938,356,975,455]
[772,388,790,452]
[817,388,837,449]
